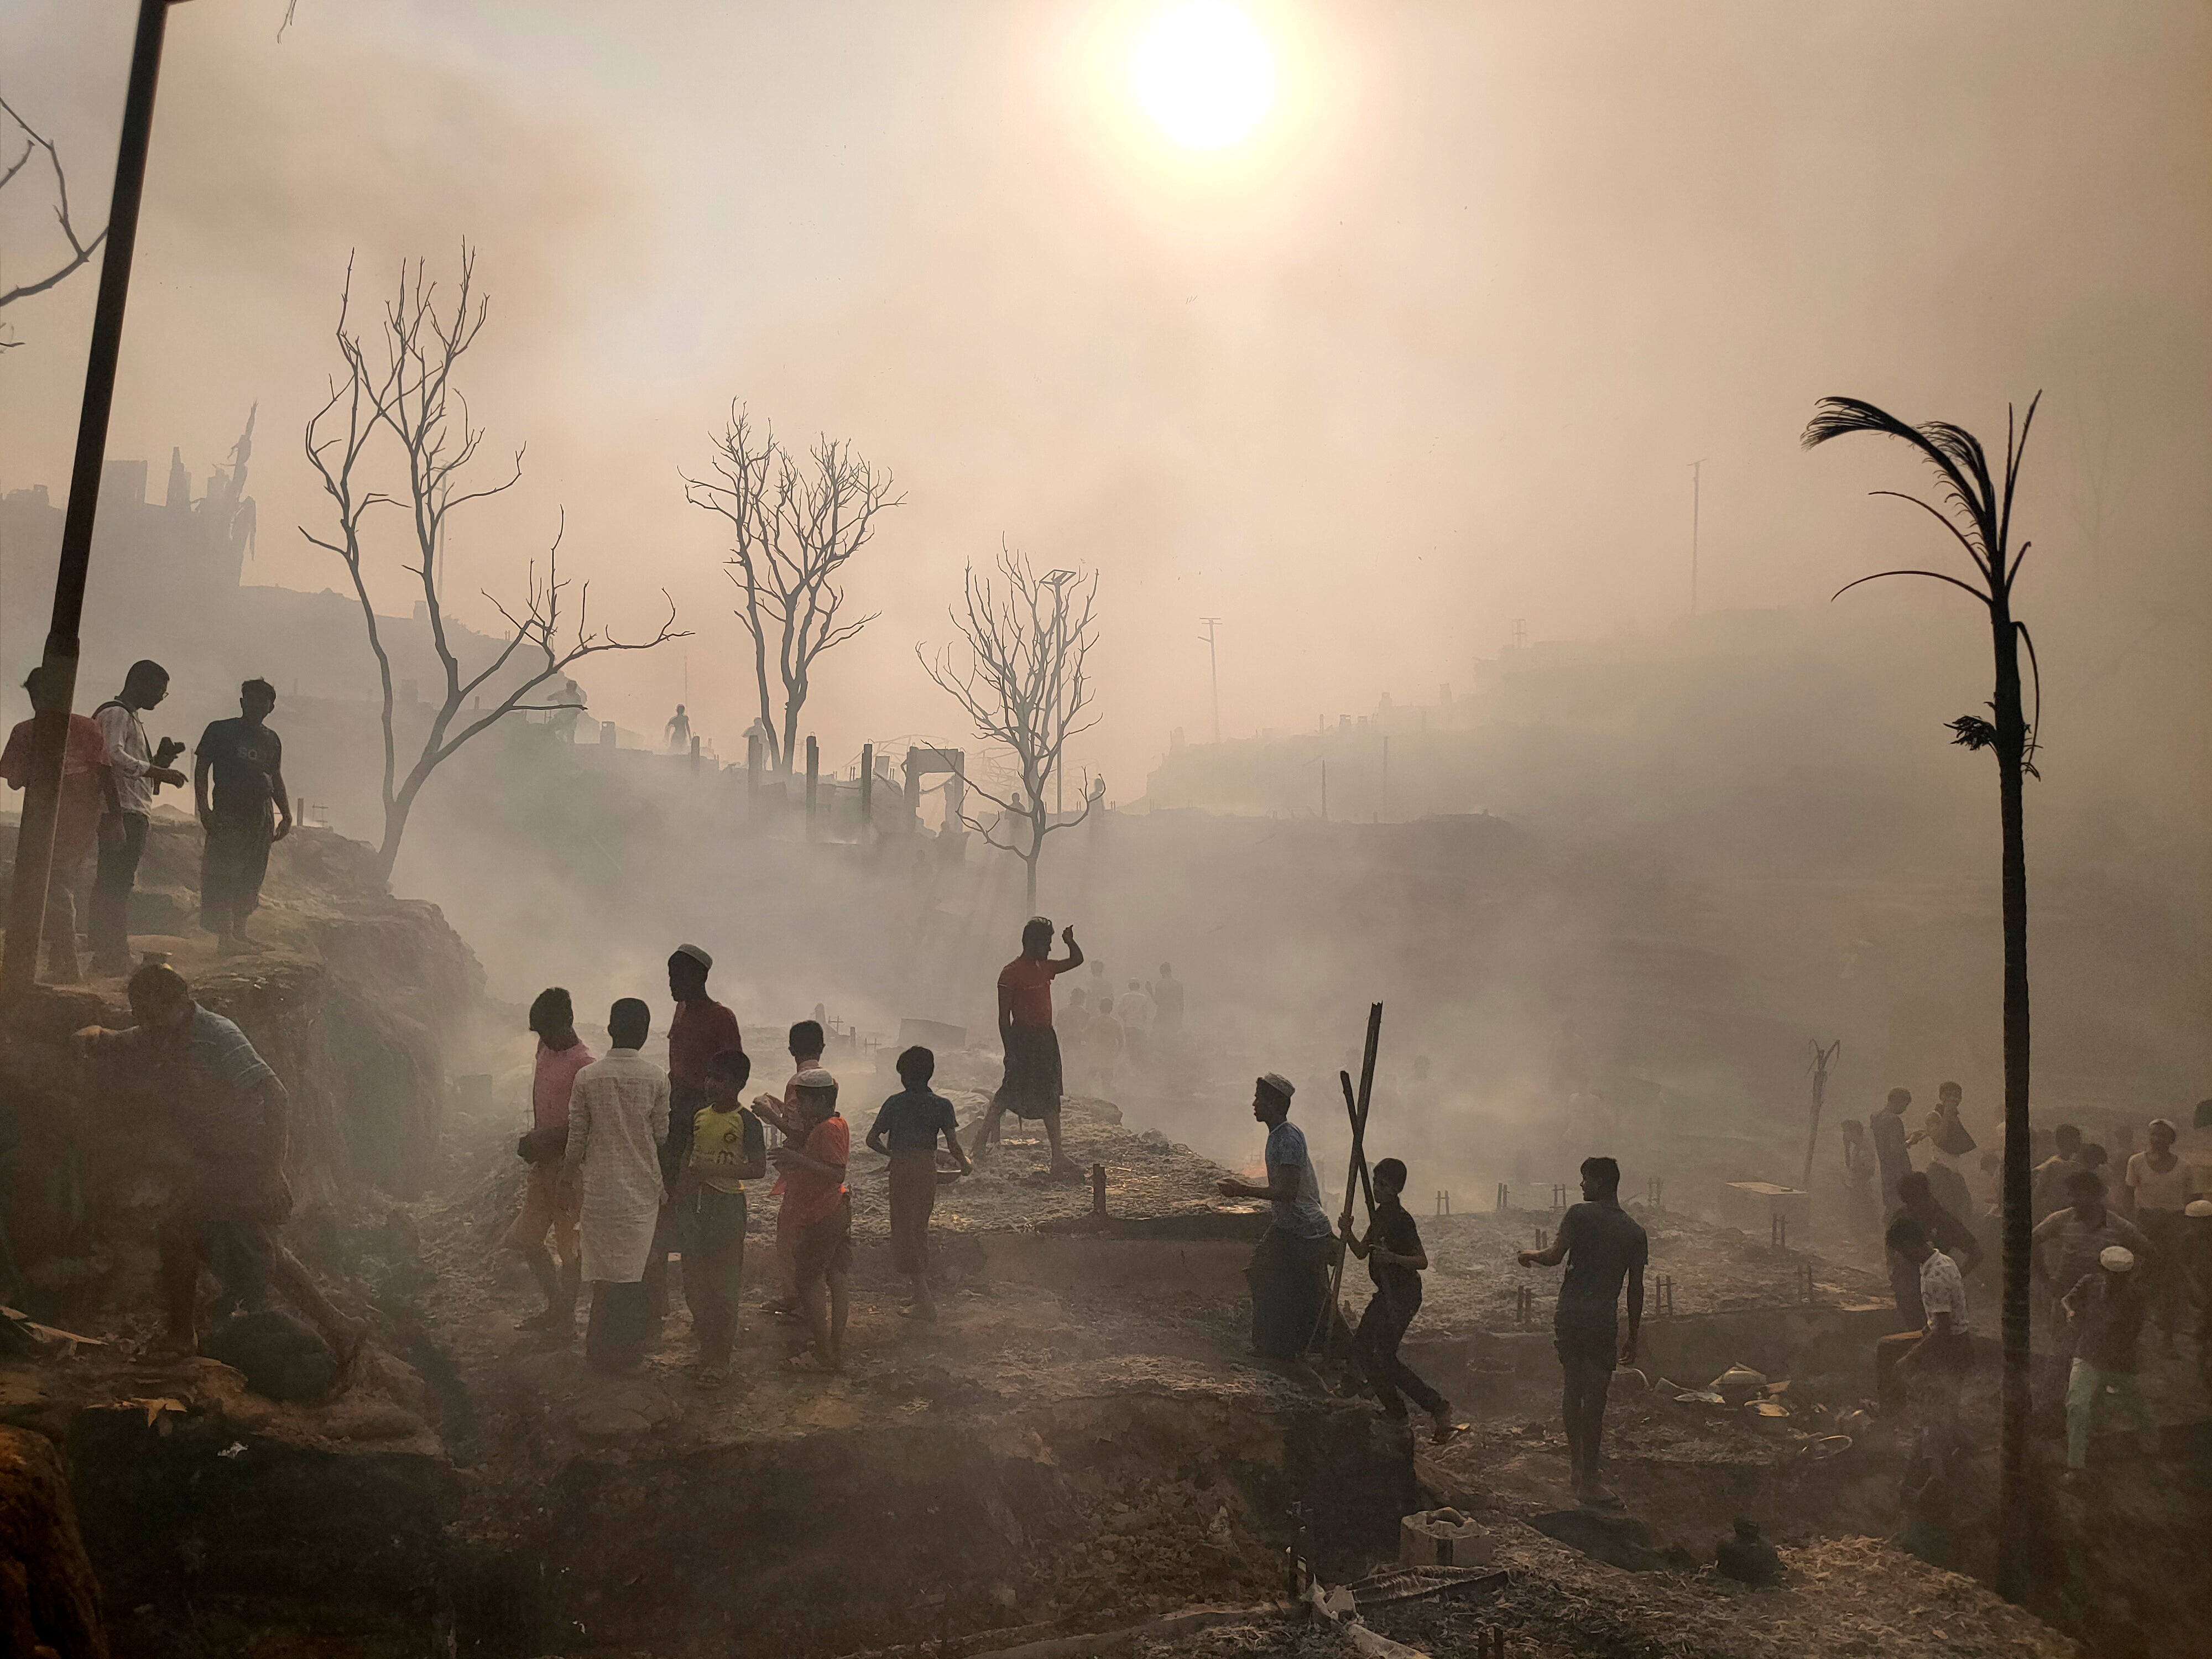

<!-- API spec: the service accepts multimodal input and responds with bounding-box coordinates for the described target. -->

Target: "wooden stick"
[1341,1071,1375,1218]
[1312,1003,1384,1354]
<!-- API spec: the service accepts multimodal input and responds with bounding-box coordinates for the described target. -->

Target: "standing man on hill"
[195,679,291,953]
[90,659,188,975]
[974,916,1084,1177]
[1,667,117,984]
[1519,1156,1647,1506]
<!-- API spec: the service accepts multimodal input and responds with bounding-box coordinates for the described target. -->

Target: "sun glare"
[1131,2,1277,151]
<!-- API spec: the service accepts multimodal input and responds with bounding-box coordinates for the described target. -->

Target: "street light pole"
[3,0,176,994]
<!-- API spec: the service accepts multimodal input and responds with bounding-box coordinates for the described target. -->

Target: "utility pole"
[3,0,174,994]
[1199,616,1223,745]
[1689,458,1704,617]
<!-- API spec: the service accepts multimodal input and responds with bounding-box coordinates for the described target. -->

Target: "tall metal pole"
[1199,616,1223,744]
[1688,459,1704,617]
[3,0,175,994]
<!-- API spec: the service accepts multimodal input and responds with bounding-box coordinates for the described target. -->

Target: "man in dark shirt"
[1888,1171,1985,1327]
[195,679,290,952]
[1338,1157,1459,1445]
[2061,1245,2154,1480]
[646,943,744,1318]
[1519,1155,1648,1505]
[867,1045,971,1320]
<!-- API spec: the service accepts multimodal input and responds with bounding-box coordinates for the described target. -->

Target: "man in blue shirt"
[1218,1072,1336,1359]
[75,962,364,1369]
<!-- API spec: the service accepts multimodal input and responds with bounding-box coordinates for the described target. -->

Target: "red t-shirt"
[0,714,110,863]
[998,955,1070,1029]
[667,997,743,1094]
[782,1114,849,1228]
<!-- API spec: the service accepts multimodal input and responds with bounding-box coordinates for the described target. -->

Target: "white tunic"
[564,1047,671,1283]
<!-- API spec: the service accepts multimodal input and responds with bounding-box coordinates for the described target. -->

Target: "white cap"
[2100,1246,2136,1272]
[1259,1072,1295,1102]
[671,942,713,972]
[2186,1200,2212,1219]
[795,1068,837,1092]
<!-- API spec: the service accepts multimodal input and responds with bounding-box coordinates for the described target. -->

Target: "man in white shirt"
[1875,1214,1972,1430]
[90,660,186,975]
[565,998,671,1371]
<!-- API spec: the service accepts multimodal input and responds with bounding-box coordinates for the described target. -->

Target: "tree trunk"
[1991,606,2033,1601]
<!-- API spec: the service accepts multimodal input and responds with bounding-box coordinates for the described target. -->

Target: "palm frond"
[1947,714,1999,752]
[1803,395,1994,551]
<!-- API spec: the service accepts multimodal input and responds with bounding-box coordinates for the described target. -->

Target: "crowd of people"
[2,659,295,979]
[1851,1081,2212,1484]
[71,872,2204,1502]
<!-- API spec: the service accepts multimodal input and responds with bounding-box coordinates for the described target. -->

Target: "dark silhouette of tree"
[303,248,685,885]
[0,93,107,347]
[922,545,1100,910]
[683,406,900,775]
[1803,392,2042,1598]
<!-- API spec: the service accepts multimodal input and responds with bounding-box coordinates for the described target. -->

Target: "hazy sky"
[3,0,2206,799]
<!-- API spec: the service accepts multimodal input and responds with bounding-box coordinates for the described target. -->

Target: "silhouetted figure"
[1218,1073,1334,1360]
[1871,1088,1913,1218]
[665,703,691,753]
[1519,1155,1647,1505]
[1339,1156,1460,1444]
[195,679,290,953]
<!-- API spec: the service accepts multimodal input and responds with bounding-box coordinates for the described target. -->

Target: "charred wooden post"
[859,742,874,834]
[805,735,820,837]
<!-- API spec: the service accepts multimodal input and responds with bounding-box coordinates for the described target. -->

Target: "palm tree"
[1802,393,2042,1599]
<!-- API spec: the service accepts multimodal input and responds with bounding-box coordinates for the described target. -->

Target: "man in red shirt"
[0,667,118,984]
[770,1069,851,1371]
[648,943,744,1318]
[505,987,596,1337]
[973,916,1084,1177]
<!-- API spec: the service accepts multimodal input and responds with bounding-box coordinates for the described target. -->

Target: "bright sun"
[1131,2,1277,150]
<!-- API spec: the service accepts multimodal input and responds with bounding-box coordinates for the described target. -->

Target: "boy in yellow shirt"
[672,1050,766,1383]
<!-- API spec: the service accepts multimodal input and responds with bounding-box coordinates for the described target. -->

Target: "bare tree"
[1803,392,2041,1599]
[0,93,107,347]
[922,545,1102,910]
[303,248,685,885]
[682,406,900,773]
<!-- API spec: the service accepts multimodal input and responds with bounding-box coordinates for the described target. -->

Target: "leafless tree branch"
[302,244,686,883]
[683,405,901,771]
[0,92,110,341]
[920,542,1102,906]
